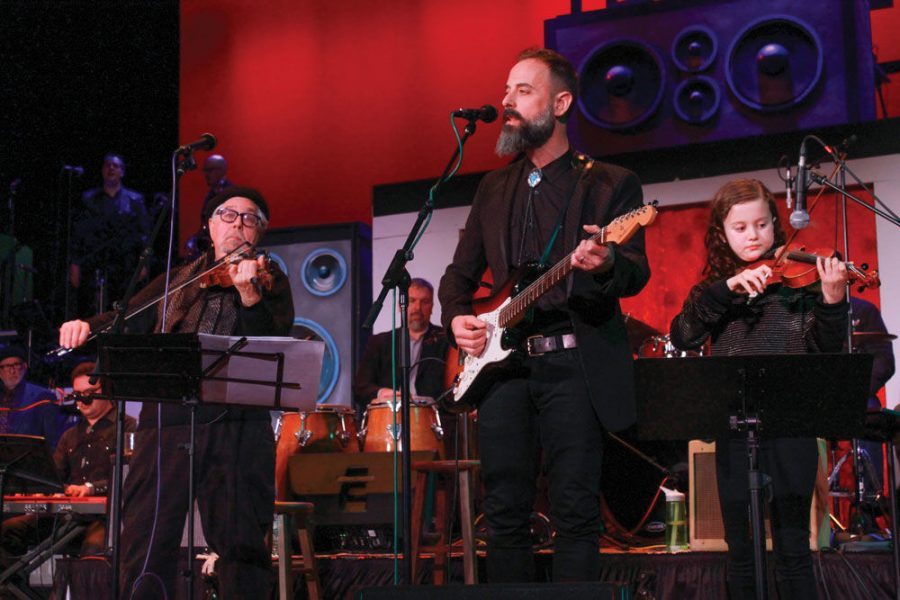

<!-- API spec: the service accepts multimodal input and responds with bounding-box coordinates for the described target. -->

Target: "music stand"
[635,354,872,600]
[97,332,316,600]
[0,434,62,536]
[0,435,67,600]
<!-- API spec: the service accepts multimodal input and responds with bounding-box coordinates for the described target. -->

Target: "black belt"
[526,332,577,357]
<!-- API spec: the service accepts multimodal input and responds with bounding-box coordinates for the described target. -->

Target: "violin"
[750,243,880,291]
[49,243,267,358]
[199,252,274,290]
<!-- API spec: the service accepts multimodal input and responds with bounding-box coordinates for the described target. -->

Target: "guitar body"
[443,267,540,413]
[442,203,658,413]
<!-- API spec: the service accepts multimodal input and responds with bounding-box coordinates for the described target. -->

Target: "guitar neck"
[499,229,606,328]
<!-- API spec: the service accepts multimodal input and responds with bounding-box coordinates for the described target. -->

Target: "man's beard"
[495,106,556,157]
[409,315,427,334]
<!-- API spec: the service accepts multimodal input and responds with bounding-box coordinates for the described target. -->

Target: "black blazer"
[353,323,449,409]
[438,156,650,431]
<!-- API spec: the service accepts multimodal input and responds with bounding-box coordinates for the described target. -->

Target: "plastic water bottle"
[661,486,689,552]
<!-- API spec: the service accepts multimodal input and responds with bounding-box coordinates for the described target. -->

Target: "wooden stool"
[410,459,480,585]
[273,501,321,600]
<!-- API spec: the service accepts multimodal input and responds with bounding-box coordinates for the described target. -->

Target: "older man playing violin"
[58,187,294,600]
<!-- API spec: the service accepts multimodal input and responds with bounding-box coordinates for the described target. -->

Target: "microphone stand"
[104,149,197,600]
[807,149,900,592]
[806,171,900,229]
[362,117,481,584]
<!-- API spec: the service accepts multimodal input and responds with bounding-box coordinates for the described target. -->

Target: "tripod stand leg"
[0,519,85,600]
[886,440,900,600]
[848,440,888,535]
[746,430,770,600]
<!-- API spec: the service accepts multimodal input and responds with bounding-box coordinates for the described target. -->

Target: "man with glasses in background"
[1,361,136,588]
[0,345,67,447]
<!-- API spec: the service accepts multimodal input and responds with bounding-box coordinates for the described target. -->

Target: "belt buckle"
[526,334,546,357]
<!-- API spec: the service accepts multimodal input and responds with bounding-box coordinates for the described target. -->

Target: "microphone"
[785,172,793,210]
[452,105,499,123]
[62,165,84,176]
[176,133,217,155]
[790,139,810,230]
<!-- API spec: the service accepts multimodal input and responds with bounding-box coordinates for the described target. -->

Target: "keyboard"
[2,494,107,515]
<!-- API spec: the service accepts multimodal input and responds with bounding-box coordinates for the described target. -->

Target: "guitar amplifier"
[688,440,830,551]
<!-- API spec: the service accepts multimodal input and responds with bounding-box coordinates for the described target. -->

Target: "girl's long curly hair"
[702,179,786,285]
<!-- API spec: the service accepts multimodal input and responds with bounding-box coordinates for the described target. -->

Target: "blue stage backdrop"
[546,0,876,156]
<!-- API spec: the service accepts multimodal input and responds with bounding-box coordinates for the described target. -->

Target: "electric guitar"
[445,203,658,412]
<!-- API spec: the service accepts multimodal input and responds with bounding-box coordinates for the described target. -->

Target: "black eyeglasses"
[214,207,265,228]
[65,392,96,405]
[0,361,25,373]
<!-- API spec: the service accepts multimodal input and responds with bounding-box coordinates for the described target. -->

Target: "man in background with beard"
[438,48,649,582]
[353,278,454,453]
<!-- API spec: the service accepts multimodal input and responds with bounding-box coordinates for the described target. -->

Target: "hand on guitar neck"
[452,225,616,359]
[571,224,615,274]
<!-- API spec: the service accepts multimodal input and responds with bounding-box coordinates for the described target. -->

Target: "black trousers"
[119,417,275,600]
[477,349,604,583]
[716,435,819,600]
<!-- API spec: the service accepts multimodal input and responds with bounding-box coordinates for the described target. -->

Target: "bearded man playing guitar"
[438,47,651,583]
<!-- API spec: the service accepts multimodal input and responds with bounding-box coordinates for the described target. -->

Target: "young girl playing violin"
[670,179,849,599]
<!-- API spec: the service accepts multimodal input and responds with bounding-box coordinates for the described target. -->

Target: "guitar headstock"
[604,203,658,245]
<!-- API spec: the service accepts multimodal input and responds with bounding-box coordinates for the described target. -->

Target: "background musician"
[185,154,235,259]
[1,361,136,580]
[353,278,454,453]
[670,179,849,599]
[58,187,294,599]
[438,48,650,582]
[69,153,151,317]
[846,295,895,527]
[0,344,68,447]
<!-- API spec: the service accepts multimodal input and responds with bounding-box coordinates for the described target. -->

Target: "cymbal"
[623,313,661,352]
[852,331,897,345]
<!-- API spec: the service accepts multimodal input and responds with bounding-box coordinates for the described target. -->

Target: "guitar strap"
[537,152,595,268]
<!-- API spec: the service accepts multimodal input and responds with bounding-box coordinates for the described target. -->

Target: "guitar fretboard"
[495,203,656,328]
[498,229,607,328]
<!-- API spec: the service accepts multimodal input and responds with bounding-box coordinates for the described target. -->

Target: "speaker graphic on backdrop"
[259,223,372,406]
[545,0,876,156]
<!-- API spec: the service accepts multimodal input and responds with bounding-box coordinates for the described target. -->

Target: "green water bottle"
[661,486,689,552]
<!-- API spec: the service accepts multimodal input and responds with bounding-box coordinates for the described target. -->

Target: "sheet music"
[198,334,323,411]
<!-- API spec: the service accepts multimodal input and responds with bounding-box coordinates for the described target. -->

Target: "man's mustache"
[504,108,524,121]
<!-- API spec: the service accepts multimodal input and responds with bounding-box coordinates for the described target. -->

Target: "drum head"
[315,404,354,414]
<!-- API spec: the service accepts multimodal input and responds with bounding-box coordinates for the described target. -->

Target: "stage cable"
[128,150,181,600]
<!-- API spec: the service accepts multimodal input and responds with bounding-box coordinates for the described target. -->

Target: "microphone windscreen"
[480,105,499,123]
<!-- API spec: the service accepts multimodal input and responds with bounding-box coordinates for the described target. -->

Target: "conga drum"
[275,404,358,500]
[359,397,444,458]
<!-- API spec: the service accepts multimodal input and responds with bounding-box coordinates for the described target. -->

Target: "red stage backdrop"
[178,1,900,238]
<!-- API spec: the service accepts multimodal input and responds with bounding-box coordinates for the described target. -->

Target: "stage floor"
[47,547,897,600]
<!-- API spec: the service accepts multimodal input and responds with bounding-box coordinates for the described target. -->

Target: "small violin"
[750,243,880,291]
[199,253,274,290]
